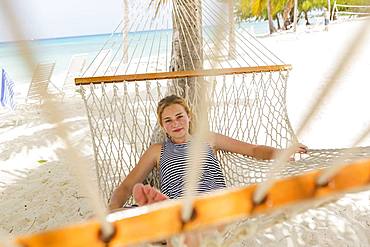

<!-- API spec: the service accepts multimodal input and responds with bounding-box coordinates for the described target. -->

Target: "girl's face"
[161,103,191,143]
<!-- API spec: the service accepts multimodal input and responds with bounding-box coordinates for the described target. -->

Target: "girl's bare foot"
[133,183,168,206]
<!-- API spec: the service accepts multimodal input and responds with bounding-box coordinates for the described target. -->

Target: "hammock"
[75,0,370,205]
[72,0,370,244]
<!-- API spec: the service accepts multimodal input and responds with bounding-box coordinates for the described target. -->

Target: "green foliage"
[238,0,288,19]
[252,0,266,16]
[238,0,253,17]
[300,0,327,12]
[237,0,292,20]
[235,0,369,33]
[236,0,368,22]
[236,0,252,18]
[272,0,289,16]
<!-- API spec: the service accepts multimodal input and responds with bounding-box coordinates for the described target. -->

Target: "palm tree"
[267,0,278,33]
[282,0,294,30]
[238,0,278,34]
[169,0,204,105]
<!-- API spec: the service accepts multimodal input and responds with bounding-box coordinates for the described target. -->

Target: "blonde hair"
[157,95,193,134]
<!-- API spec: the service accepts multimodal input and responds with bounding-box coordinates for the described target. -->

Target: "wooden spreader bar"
[14,158,370,247]
[75,64,292,85]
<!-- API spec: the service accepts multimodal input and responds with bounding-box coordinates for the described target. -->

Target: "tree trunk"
[151,0,204,144]
[293,0,298,31]
[276,13,281,30]
[282,0,294,30]
[304,11,311,25]
[170,0,203,71]
[267,0,277,34]
[170,0,204,121]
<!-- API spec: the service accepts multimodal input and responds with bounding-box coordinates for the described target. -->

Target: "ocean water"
[0,35,108,85]
[0,21,270,88]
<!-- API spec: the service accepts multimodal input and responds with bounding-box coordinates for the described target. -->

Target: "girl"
[109,95,307,210]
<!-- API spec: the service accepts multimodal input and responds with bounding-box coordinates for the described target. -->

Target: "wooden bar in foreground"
[13,158,370,247]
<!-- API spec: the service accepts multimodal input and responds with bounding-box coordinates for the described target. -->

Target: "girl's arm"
[108,144,161,210]
[211,132,307,160]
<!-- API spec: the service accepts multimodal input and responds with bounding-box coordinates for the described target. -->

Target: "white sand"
[0,19,369,245]
[263,19,370,148]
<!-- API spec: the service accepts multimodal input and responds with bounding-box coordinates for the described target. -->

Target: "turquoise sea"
[0,21,272,88]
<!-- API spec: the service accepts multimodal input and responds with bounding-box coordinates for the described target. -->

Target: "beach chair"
[25,62,63,104]
[62,54,87,99]
[0,68,16,110]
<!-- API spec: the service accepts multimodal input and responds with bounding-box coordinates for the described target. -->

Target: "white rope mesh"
[199,190,370,246]
[254,17,370,204]
[79,71,370,204]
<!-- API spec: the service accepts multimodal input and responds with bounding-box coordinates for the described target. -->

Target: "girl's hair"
[157,95,193,134]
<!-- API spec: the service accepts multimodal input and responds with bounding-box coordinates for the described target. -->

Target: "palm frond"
[251,0,267,15]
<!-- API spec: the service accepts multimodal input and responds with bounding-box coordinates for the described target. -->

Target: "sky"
[0,0,122,42]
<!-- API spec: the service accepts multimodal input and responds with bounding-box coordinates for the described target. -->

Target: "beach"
[0,19,369,246]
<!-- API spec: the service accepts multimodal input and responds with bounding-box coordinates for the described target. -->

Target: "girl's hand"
[288,143,308,161]
[295,143,308,154]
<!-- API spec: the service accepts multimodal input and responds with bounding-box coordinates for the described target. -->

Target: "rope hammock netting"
[1,0,369,246]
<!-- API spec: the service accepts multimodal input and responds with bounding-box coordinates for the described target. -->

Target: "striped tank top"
[159,138,226,199]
